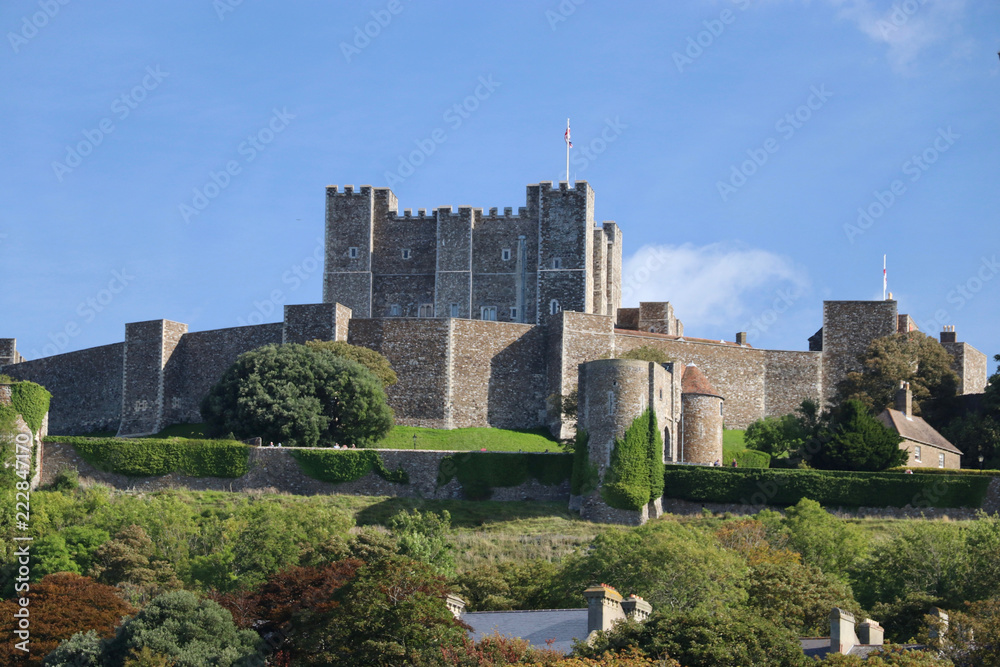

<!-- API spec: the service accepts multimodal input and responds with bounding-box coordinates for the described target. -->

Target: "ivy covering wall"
[437,452,572,501]
[56,437,250,478]
[602,408,664,511]
[570,428,598,496]
[291,449,408,485]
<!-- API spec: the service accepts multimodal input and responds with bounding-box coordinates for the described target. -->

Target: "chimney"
[830,608,858,655]
[584,584,625,633]
[445,594,465,620]
[621,595,652,623]
[857,619,884,646]
[928,607,949,641]
[895,381,912,417]
[940,325,957,344]
[735,332,748,346]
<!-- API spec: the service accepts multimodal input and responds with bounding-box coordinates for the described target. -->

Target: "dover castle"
[0,181,988,459]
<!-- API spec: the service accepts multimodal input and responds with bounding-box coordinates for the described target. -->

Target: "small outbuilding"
[877,381,963,469]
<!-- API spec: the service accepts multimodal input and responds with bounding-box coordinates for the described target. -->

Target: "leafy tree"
[556,519,747,613]
[746,560,861,635]
[45,630,103,667]
[868,592,942,644]
[88,524,182,604]
[811,399,906,471]
[837,331,959,422]
[0,573,135,666]
[284,556,469,665]
[780,499,869,580]
[99,590,262,667]
[439,632,565,666]
[942,355,1000,467]
[201,343,394,447]
[744,413,806,458]
[934,595,1000,667]
[305,339,398,387]
[818,647,953,665]
[577,608,810,667]
[452,559,562,612]
[388,509,455,575]
[619,346,673,365]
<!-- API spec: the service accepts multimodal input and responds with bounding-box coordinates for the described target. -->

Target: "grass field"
[377,425,563,452]
[723,429,745,449]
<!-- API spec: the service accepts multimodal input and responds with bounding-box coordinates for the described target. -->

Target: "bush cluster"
[290,449,408,485]
[437,452,572,500]
[56,437,250,478]
[602,409,664,510]
[723,446,771,468]
[662,466,990,508]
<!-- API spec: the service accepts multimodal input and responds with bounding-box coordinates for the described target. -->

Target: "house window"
[509,307,518,320]
[481,306,497,321]
[550,299,561,315]
[607,391,616,416]
[914,445,921,462]
[418,303,433,318]
[449,303,460,318]
[502,249,511,261]
[389,304,401,317]
[401,249,411,259]
[348,247,359,259]
[552,257,562,269]
[938,453,945,468]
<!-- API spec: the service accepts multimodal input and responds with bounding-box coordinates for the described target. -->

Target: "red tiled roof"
[681,364,721,397]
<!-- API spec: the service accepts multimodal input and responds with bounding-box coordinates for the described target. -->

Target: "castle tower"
[939,325,988,394]
[680,364,723,465]
[536,182,595,319]
[323,185,382,318]
[818,300,898,403]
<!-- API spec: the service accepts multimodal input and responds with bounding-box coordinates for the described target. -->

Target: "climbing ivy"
[602,408,664,511]
[9,381,51,435]
[437,452,572,501]
[56,436,250,478]
[570,428,599,496]
[291,449,409,485]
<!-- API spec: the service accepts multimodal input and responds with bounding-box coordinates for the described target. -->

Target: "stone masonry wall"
[548,311,617,437]
[2,343,124,435]
[449,320,547,429]
[40,442,570,502]
[821,300,898,403]
[681,393,723,464]
[942,341,988,394]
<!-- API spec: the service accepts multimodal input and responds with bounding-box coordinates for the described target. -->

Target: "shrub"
[602,409,665,511]
[437,453,572,500]
[291,449,408,484]
[723,446,771,469]
[661,466,989,508]
[56,437,250,478]
[570,428,599,495]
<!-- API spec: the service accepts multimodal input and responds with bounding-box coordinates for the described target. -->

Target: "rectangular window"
[552,257,562,269]
[481,306,497,321]
[502,249,511,261]
[418,304,433,318]
[389,304,401,317]
[401,249,411,259]
[348,247,359,259]
[914,445,921,462]
[938,453,945,468]
[509,307,518,320]
[449,303,460,318]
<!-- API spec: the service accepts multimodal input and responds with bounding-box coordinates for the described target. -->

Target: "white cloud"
[620,242,809,329]
[824,0,967,71]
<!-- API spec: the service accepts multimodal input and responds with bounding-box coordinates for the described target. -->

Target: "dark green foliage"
[200,343,394,447]
[46,629,103,666]
[745,413,805,458]
[603,410,653,510]
[100,590,262,666]
[648,411,665,500]
[304,339,398,387]
[10,380,52,434]
[747,560,862,636]
[291,448,408,484]
[619,346,673,365]
[813,399,907,471]
[662,466,989,508]
[59,437,250,478]
[728,447,772,468]
[577,608,810,667]
[452,558,563,611]
[570,428,599,495]
[436,452,572,500]
[388,509,454,574]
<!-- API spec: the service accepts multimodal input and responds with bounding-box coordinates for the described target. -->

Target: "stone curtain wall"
[39,442,570,502]
[821,300,898,403]
[119,320,188,437]
[1,343,123,434]
[763,350,823,418]
[942,340,988,394]
[548,312,617,437]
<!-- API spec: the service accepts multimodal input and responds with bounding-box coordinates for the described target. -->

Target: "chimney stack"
[735,332,748,346]
[445,594,465,620]
[928,607,949,641]
[830,608,858,655]
[584,584,625,634]
[940,325,957,344]
[621,595,652,623]
[858,619,884,646]
[895,381,912,417]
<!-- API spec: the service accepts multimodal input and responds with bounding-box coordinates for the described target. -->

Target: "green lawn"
[723,429,745,449]
[377,425,563,452]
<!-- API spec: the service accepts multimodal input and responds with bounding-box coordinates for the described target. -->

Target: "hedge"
[437,452,572,501]
[722,445,771,469]
[56,437,250,478]
[662,465,991,509]
[291,449,408,485]
[9,381,51,435]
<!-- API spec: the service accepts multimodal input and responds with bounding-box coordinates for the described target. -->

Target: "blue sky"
[2,0,998,364]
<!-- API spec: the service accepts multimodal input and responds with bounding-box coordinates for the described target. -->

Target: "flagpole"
[883,255,887,301]
[565,118,570,183]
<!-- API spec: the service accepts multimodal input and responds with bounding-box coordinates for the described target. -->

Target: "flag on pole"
[564,123,572,148]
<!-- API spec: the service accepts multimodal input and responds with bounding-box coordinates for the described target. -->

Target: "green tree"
[45,630,103,667]
[837,331,959,422]
[388,509,455,575]
[452,559,562,612]
[88,525,182,605]
[935,595,1000,667]
[780,499,869,580]
[745,413,806,458]
[746,560,862,635]
[201,343,394,447]
[305,339,398,387]
[812,399,906,471]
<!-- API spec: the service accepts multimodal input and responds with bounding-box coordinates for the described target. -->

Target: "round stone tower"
[680,364,723,465]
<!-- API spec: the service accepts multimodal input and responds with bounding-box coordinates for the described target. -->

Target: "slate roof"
[462,609,589,655]
[681,364,722,398]
[799,639,926,660]
[878,409,963,455]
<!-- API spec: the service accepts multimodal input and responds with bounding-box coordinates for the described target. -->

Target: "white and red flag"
[564,124,572,148]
